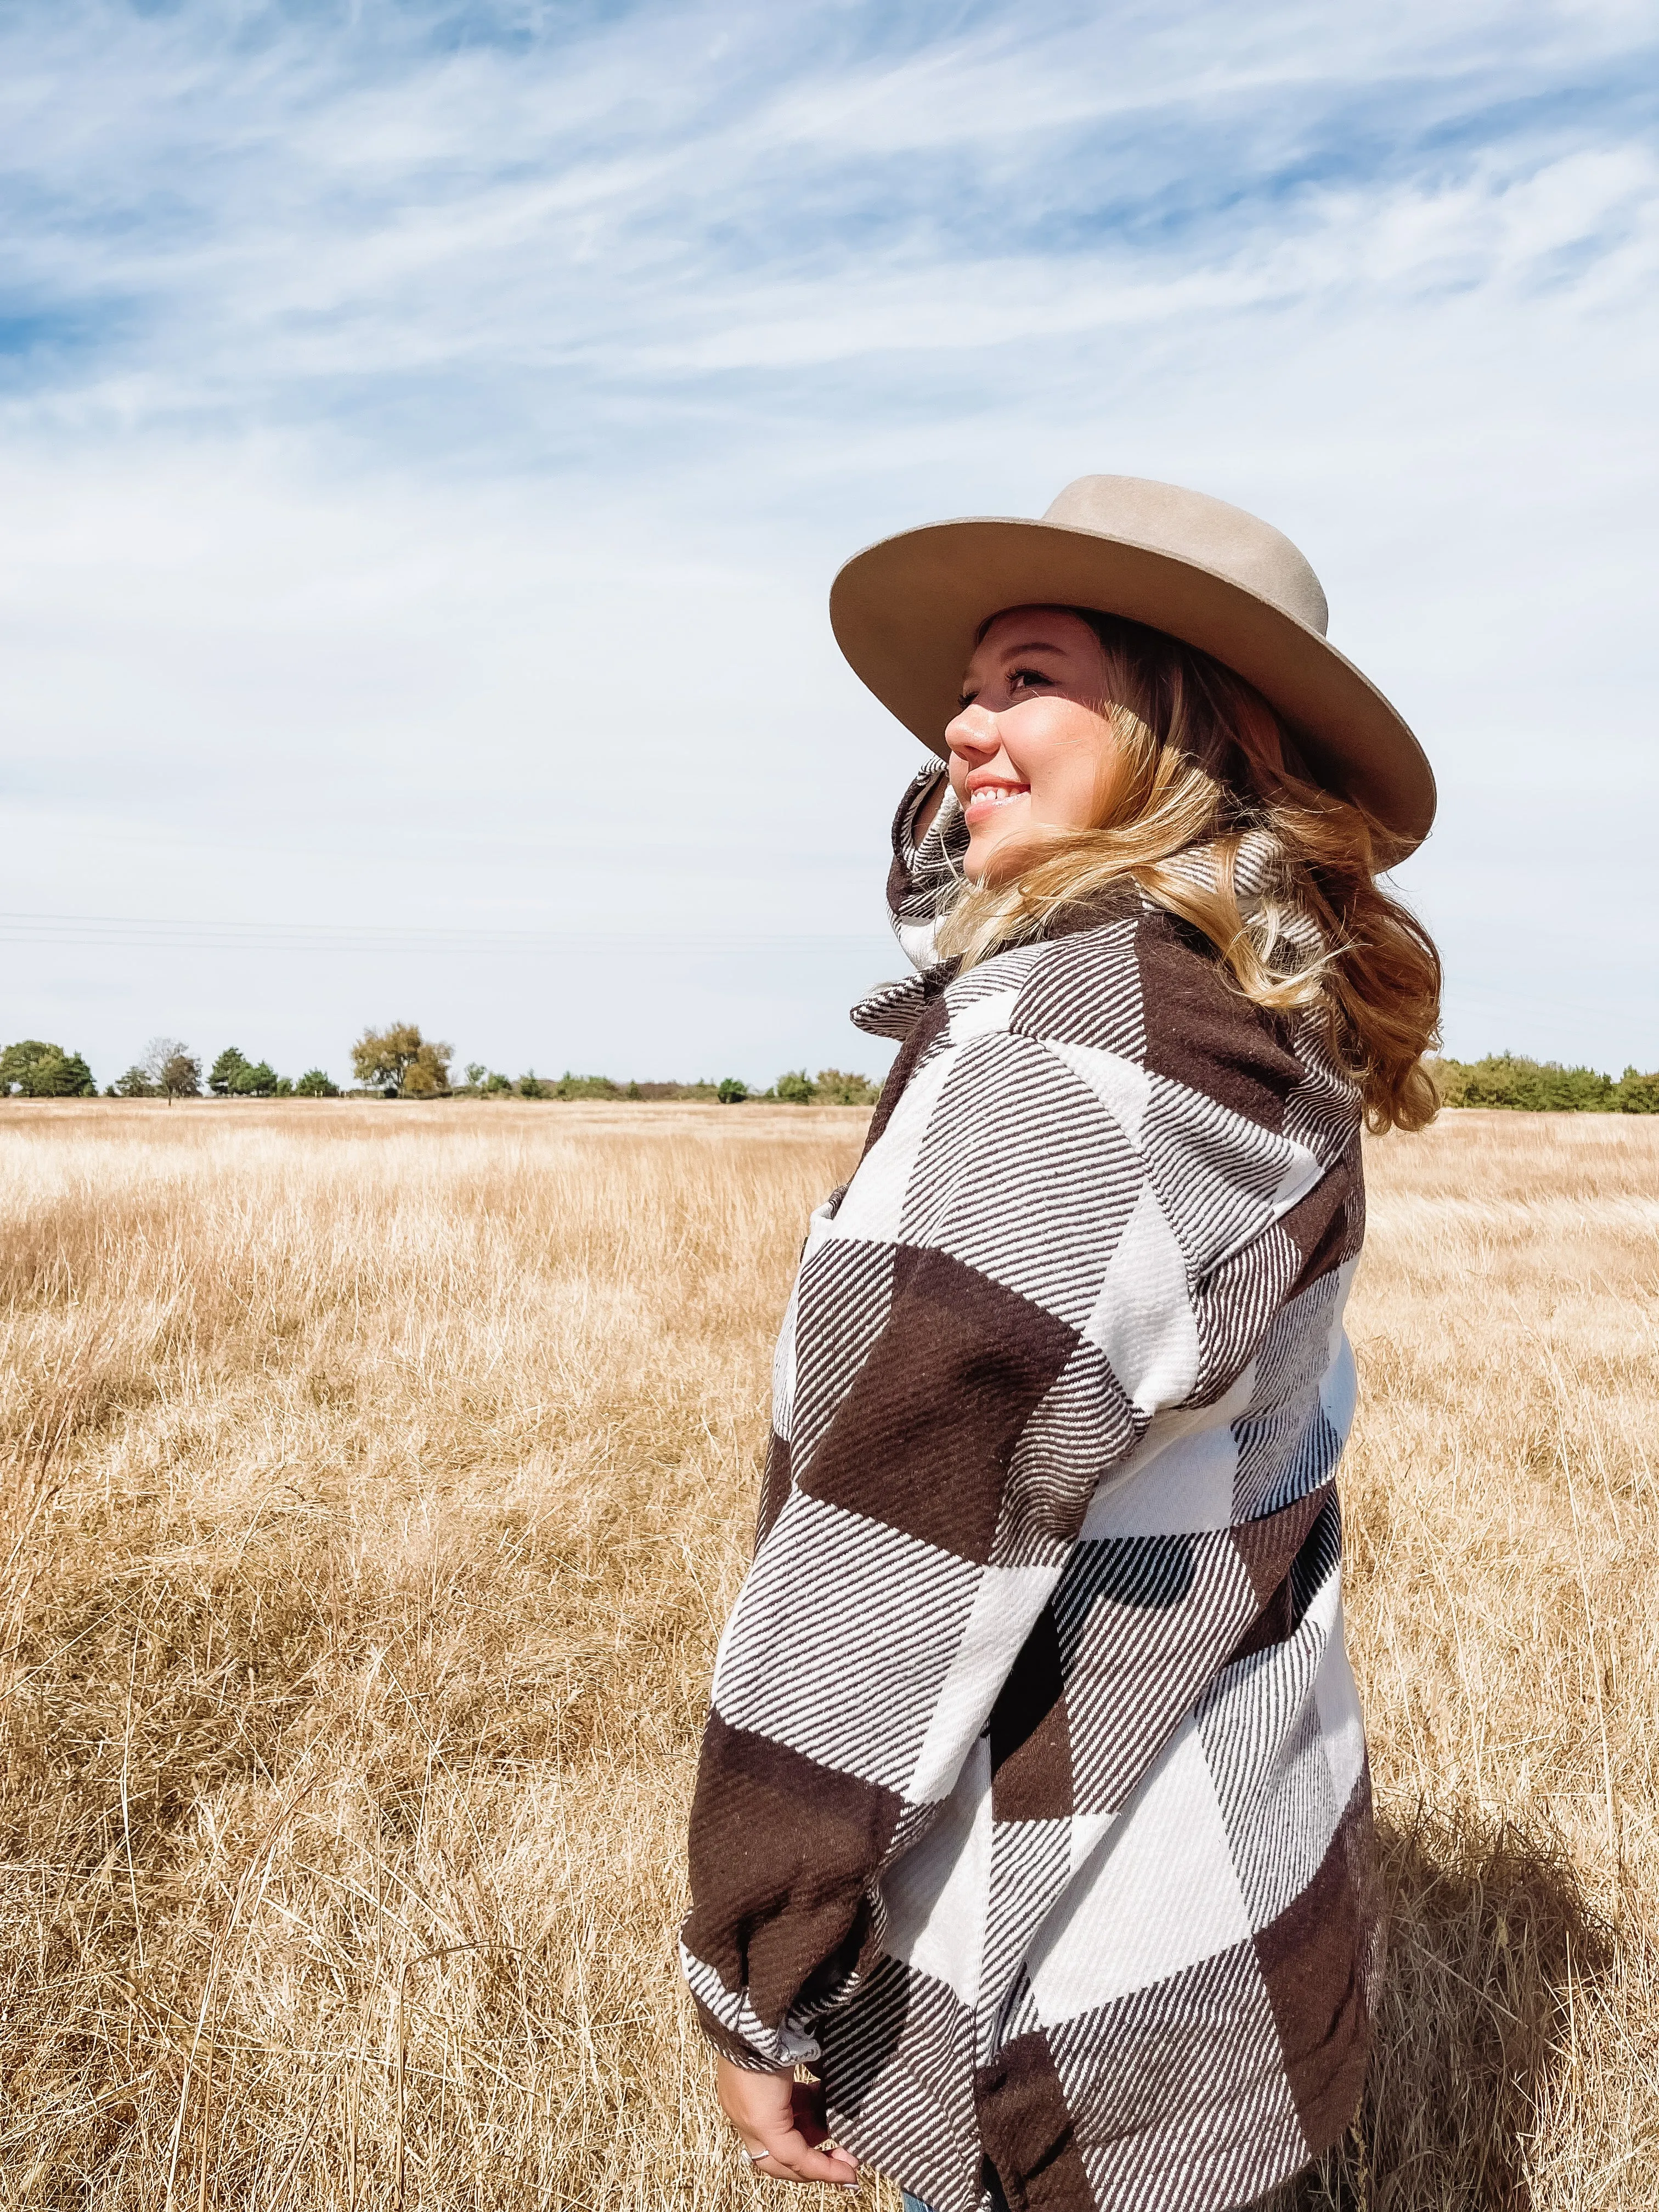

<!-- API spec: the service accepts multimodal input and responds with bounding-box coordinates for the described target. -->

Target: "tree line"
[0,1023,882,1105]
[1430,1054,1659,1113]
[350,1023,882,1104]
[5,1028,1656,1113]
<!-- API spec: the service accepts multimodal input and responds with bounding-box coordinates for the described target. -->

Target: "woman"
[681,476,1440,2212]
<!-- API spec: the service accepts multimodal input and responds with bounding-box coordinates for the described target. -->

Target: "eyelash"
[958,665,1053,709]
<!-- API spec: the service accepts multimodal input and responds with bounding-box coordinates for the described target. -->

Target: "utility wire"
[0,912,892,956]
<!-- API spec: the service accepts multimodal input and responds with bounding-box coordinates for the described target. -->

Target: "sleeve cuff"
[680,1940,825,2072]
[691,1997,797,2072]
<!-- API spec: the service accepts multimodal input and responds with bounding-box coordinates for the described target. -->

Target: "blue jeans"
[901,2198,933,2212]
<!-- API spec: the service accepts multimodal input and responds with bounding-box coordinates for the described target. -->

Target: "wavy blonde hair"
[934,610,1443,1133]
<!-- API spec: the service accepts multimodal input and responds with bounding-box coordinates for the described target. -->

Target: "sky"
[1,0,1656,1090]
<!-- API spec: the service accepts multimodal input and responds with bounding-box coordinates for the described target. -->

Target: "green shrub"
[1613,1067,1659,1114]
[716,1077,749,1104]
[813,1068,882,1105]
[764,1068,882,1104]
[1429,1053,1658,1112]
[554,1073,623,1100]
[295,1069,340,1097]
[1424,1056,1467,1108]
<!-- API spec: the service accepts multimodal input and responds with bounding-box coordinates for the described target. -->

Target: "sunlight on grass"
[1,1100,1656,2208]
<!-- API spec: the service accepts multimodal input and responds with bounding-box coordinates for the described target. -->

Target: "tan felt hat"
[830,473,1435,853]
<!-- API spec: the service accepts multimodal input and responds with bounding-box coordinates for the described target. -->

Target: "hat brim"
[830,516,1436,854]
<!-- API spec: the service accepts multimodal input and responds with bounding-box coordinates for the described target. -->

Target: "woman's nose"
[945,705,998,760]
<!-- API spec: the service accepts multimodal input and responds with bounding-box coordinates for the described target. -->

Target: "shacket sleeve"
[680,917,1359,2071]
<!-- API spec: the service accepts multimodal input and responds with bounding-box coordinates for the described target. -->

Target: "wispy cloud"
[4,3,1652,431]
[0,0,1655,1079]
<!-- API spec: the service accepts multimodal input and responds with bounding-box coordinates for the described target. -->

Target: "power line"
[0,912,894,957]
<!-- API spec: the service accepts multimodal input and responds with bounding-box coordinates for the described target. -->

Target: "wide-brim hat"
[830,473,1435,853]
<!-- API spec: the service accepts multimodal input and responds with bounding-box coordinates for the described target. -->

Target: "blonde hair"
[934,610,1443,1133]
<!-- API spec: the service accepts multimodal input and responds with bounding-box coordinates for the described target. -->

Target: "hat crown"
[1041,475,1329,639]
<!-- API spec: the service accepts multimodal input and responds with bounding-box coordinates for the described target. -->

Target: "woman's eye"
[1011,666,1052,690]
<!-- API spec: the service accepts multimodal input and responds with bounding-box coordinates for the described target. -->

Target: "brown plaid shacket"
[682,768,1377,2212]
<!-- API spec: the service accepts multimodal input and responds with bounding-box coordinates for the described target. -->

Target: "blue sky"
[2,0,1656,1086]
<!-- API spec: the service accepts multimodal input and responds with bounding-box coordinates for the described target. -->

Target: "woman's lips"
[963,784,1030,818]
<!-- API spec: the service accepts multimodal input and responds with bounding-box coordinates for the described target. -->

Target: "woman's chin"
[966,821,1034,886]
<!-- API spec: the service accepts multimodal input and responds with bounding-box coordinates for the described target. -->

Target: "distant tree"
[464,1062,486,1089]
[52,1051,96,1096]
[814,1068,881,1105]
[773,1069,814,1104]
[159,1051,202,1103]
[273,1075,295,1097]
[210,1047,251,1096]
[625,1080,642,1101]
[1615,1067,1659,1114]
[400,1053,448,1098]
[482,1070,513,1094]
[235,1060,279,1097]
[353,1022,450,1098]
[112,1064,157,1098]
[0,1040,97,1097]
[295,1068,340,1097]
[716,1077,749,1104]
[142,1037,190,1094]
[517,1071,549,1099]
[0,1040,49,1093]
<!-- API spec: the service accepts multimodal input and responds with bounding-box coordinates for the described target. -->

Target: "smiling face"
[946,607,1122,884]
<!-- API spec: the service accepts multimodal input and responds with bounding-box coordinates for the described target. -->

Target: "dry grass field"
[2,1099,1657,2210]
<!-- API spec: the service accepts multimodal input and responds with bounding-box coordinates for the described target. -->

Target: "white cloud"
[0,0,1655,1080]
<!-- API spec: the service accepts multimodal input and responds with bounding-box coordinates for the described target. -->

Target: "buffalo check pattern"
[683,768,1378,2212]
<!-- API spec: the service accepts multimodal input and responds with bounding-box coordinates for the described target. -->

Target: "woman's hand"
[715,2055,860,2187]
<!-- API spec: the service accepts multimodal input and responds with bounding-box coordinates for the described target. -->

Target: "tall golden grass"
[1,1099,1656,2210]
